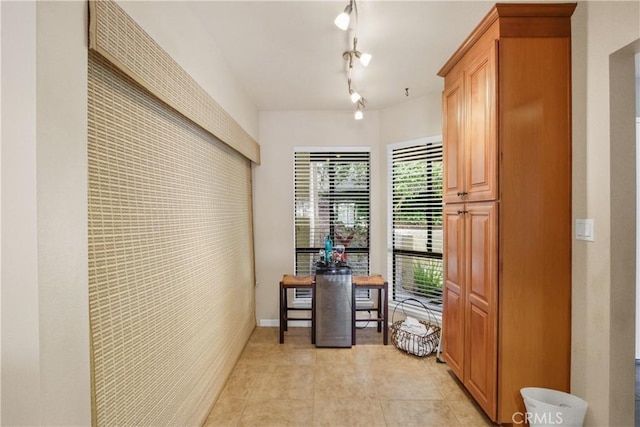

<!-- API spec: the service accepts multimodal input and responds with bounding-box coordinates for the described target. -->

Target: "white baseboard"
[259,319,312,327]
[258,319,384,328]
[258,319,280,327]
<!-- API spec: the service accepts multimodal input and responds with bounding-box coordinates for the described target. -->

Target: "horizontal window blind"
[390,140,443,312]
[294,151,371,298]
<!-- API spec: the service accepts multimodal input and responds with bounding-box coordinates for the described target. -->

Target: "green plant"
[414,260,443,294]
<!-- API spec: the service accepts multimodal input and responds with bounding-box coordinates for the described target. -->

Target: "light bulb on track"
[334,3,353,30]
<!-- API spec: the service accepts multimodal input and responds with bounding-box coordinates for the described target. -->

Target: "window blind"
[294,151,371,298]
[390,140,443,312]
[88,51,255,427]
[88,0,260,164]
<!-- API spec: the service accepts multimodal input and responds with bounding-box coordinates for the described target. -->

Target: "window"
[294,150,371,298]
[388,137,443,312]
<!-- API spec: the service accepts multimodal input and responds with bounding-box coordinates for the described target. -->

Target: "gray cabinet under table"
[314,265,352,348]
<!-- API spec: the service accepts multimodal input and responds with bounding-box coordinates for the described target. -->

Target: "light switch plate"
[576,219,594,242]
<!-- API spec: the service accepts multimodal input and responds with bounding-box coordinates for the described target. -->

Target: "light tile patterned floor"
[204,327,495,427]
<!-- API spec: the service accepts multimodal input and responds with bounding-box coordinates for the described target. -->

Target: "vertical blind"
[294,151,371,280]
[390,140,444,311]
[88,51,255,426]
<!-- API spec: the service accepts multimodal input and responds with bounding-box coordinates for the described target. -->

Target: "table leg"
[377,287,382,333]
[383,282,388,345]
[311,283,316,345]
[283,289,289,332]
[279,283,284,344]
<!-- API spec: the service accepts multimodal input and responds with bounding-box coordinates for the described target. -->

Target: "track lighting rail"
[334,0,371,120]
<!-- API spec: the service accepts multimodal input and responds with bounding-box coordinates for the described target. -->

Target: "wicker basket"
[389,298,441,357]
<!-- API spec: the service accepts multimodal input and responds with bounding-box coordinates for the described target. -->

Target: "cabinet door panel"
[465,43,497,202]
[443,286,463,379]
[442,205,465,380]
[469,210,492,307]
[464,202,497,420]
[442,74,465,204]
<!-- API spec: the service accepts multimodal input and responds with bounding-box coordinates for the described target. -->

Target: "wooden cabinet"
[444,202,497,418]
[439,3,575,424]
[443,43,497,204]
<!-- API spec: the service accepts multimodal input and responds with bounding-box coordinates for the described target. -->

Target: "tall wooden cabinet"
[439,3,575,424]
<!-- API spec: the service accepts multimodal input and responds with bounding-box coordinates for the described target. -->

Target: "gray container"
[314,264,352,348]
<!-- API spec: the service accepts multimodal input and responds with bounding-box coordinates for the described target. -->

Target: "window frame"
[293,147,372,304]
[387,136,444,318]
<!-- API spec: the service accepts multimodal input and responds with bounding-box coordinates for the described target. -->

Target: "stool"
[279,275,315,344]
[352,275,388,345]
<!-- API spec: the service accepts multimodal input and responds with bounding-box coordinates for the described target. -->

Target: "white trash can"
[520,387,588,427]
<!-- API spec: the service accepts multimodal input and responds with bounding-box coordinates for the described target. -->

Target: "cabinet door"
[463,202,497,420]
[442,204,465,380]
[465,43,497,202]
[442,73,465,204]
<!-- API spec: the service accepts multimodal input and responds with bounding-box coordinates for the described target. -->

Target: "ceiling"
[183,1,499,112]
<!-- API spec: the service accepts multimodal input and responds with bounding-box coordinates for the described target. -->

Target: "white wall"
[2,2,92,425]
[571,2,640,426]
[379,92,443,146]
[636,54,640,361]
[1,2,3,418]
[636,115,640,361]
[1,3,41,424]
[36,3,92,424]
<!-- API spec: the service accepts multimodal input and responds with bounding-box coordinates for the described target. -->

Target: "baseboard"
[258,319,312,327]
[258,319,280,327]
[258,319,384,328]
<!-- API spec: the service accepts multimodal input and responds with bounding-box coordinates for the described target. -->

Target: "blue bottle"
[324,235,333,262]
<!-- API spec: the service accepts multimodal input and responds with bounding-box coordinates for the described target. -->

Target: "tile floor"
[204,327,495,427]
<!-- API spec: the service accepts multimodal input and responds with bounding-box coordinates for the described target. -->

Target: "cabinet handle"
[457,191,468,197]
[457,210,468,215]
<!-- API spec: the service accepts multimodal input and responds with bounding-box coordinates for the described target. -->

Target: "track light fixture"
[347,78,361,103]
[334,1,353,31]
[354,99,365,120]
[335,0,371,120]
[343,37,372,68]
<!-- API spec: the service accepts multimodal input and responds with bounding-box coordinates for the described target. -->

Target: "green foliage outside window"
[413,259,443,294]
[393,160,442,226]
